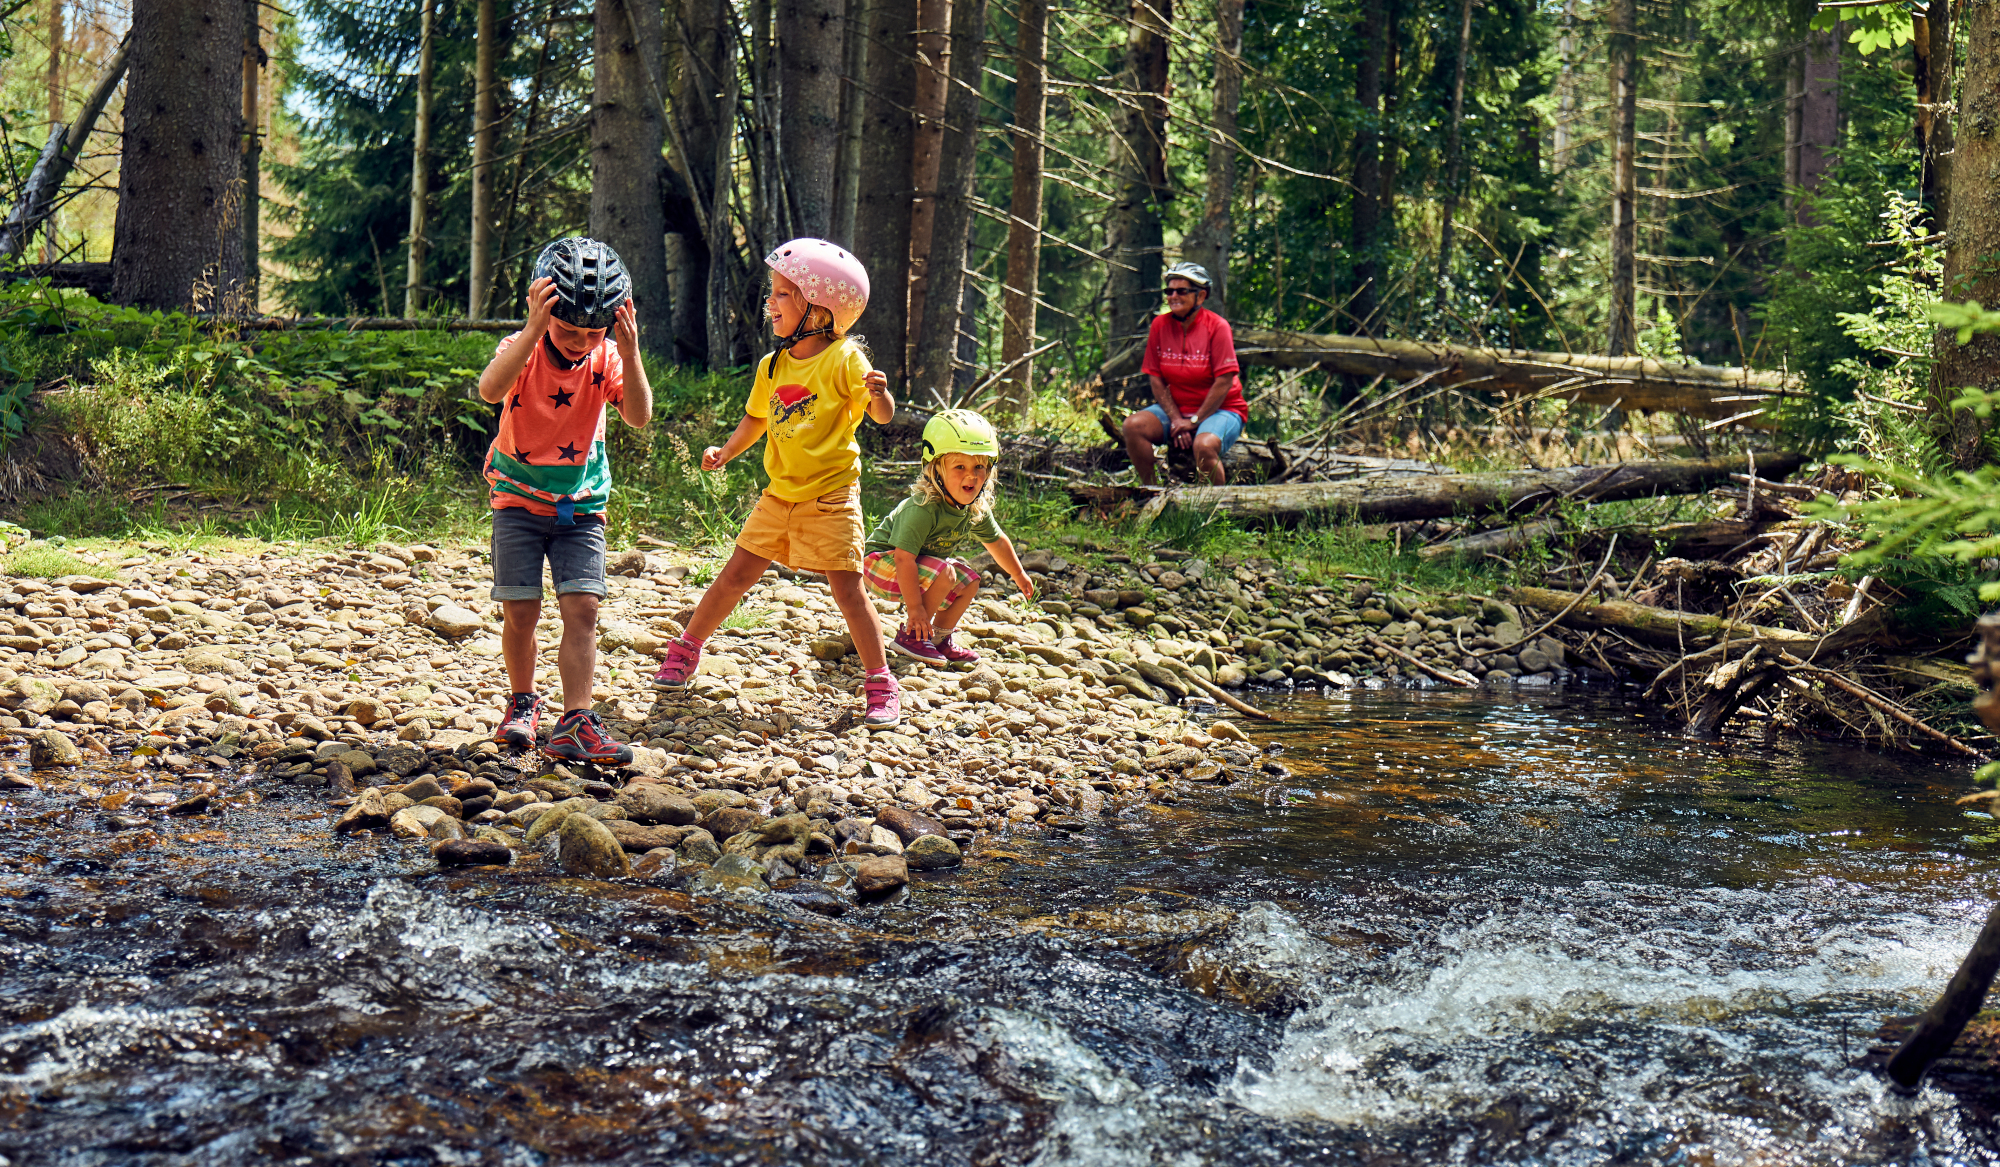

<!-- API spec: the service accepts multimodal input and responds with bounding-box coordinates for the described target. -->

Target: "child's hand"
[906,603,933,643]
[700,446,727,471]
[613,297,638,353]
[1015,573,1037,602]
[863,370,888,397]
[525,277,558,337]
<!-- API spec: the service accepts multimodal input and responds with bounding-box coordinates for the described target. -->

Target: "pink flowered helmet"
[764,238,870,335]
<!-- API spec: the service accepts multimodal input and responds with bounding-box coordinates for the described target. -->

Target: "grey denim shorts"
[489,507,607,600]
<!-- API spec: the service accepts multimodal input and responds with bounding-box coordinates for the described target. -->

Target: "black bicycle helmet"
[534,237,631,330]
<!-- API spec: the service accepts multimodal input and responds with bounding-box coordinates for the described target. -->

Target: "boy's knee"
[502,599,541,626]
[557,592,601,626]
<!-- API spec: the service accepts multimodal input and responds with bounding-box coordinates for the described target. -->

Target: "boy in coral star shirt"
[475,237,653,766]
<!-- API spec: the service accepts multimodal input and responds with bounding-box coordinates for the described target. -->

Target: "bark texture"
[1105,0,1171,359]
[241,0,261,302]
[777,0,845,237]
[852,0,919,385]
[1934,0,2000,469]
[1348,0,1385,331]
[905,0,950,351]
[592,0,671,356]
[1181,0,1242,315]
[1433,0,1472,308]
[1606,0,1637,356]
[469,0,499,317]
[404,0,435,317]
[112,0,246,311]
[909,0,987,402]
[996,0,1048,420]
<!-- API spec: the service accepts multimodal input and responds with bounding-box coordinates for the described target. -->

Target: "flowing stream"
[3,687,1998,1164]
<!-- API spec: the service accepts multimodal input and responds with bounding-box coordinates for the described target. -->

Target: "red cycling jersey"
[1140,308,1248,420]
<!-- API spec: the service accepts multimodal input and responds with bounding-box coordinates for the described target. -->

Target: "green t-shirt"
[865,495,1004,559]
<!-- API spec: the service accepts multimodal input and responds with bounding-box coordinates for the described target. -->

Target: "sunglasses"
[1162,286,1200,297]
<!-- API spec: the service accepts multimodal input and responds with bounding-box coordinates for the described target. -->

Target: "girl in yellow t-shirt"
[651,238,906,729]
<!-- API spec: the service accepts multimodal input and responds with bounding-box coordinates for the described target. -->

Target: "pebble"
[904,834,962,870]
[29,729,81,768]
[852,855,909,896]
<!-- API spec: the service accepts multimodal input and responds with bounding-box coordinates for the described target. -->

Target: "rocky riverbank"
[2,537,1423,910]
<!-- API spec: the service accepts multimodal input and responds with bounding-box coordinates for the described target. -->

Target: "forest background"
[0,0,1994,624]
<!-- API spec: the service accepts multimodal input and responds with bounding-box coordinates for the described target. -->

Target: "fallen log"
[1071,453,1806,526]
[1231,329,1795,423]
[1505,582,1885,655]
[1418,518,1562,561]
[1886,904,2000,1088]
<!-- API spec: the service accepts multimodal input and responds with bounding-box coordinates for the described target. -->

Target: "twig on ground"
[1365,633,1478,687]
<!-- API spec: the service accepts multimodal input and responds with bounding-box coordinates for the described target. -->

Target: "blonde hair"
[911,453,996,521]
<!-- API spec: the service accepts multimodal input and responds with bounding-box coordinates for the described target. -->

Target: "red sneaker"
[543,708,634,766]
[890,626,948,663]
[931,631,980,664]
[652,636,702,690]
[862,673,901,730]
[495,693,545,748]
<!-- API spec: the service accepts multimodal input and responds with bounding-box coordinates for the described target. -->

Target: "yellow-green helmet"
[921,409,1000,461]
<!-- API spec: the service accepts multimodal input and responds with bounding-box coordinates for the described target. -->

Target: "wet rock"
[433,839,512,867]
[852,855,909,897]
[429,816,469,842]
[524,798,590,845]
[557,812,632,878]
[324,761,356,797]
[1208,720,1250,743]
[874,805,948,844]
[772,878,851,917]
[29,729,81,769]
[335,788,391,833]
[677,827,722,866]
[169,793,212,817]
[688,852,768,896]
[904,834,963,871]
[632,848,676,878]
[605,820,684,852]
[336,750,379,778]
[705,805,761,839]
[377,744,428,777]
[1,771,38,790]
[692,788,750,817]
[419,795,465,819]
[390,805,446,839]
[398,776,448,802]
[617,785,698,825]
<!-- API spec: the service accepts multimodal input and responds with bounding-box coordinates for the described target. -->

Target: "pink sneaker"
[932,631,980,664]
[652,636,703,690]
[862,673,901,729]
[890,626,947,663]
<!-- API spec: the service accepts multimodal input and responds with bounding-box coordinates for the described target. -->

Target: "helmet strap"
[927,461,972,511]
[765,310,837,379]
[541,332,585,371]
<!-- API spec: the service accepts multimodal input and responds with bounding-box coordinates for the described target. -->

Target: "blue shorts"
[1139,404,1246,456]
[489,507,607,601]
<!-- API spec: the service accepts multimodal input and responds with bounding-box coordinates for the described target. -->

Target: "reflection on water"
[3,687,1999,1164]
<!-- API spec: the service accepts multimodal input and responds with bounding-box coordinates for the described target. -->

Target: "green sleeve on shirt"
[969,510,1004,545]
[865,497,938,555]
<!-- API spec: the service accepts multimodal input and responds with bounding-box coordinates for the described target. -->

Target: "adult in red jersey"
[1120,262,1249,486]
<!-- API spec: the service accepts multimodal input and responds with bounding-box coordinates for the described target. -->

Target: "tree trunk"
[1434,0,1472,310]
[668,0,727,365]
[910,0,987,402]
[1606,0,1637,356]
[1105,0,1171,360]
[1378,0,1400,243]
[593,0,671,355]
[1933,0,2000,469]
[111,0,247,311]
[1923,0,1954,228]
[469,0,499,318]
[44,0,64,261]
[1073,454,1809,528]
[906,0,951,361]
[1553,0,1576,169]
[404,0,435,317]
[1795,26,1839,221]
[852,0,919,387]
[996,0,1047,421]
[749,0,791,254]
[1182,0,1243,315]
[706,0,742,366]
[829,0,869,245]
[777,0,844,237]
[1348,0,1384,332]
[241,0,261,305]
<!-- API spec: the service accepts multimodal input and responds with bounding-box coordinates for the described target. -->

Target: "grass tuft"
[3,544,116,579]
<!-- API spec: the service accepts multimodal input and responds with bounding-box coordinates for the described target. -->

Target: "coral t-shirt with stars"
[483,331,625,517]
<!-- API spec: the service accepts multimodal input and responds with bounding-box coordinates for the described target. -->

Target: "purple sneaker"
[652,636,703,690]
[862,673,902,729]
[889,625,947,663]
[931,631,980,664]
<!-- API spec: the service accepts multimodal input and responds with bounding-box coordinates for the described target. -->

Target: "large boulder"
[557,812,632,878]
[427,605,488,637]
[875,805,948,844]
[617,785,698,826]
[28,729,81,769]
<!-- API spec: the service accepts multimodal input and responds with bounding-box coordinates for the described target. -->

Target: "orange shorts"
[735,484,865,574]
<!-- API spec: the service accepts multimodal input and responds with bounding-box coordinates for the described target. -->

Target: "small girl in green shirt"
[861,409,1035,663]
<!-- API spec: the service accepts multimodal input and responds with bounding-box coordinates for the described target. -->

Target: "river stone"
[29,729,81,769]
[605,820,684,852]
[617,785,698,825]
[904,834,962,871]
[427,605,487,637]
[7,678,60,715]
[182,649,251,679]
[335,788,391,833]
[1516,647,1553,673]
[428,815,468,842]
[62,680,110,705]
[433,839,512,867]
[419,795,464,819]
[632,848,676,878]
[874,805,948,844]
[598,623,666,655]
[705,805,761,839]
[557,812,632,878]
[389,806,443,839]
[678,827,721,865]
[852,855,909,896]
[524,798,591,844]
[376,744,426,778]
[335,750,378,777]
[398,776,448,802]
[687,853,767,897]
[692,788,749,816]
[448,776,499,801]
[771,878,851,917]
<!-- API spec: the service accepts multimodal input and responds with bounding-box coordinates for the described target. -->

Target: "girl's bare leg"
[680,546,772,642]
[827,570,889,671]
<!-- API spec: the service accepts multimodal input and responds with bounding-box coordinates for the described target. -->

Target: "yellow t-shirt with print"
[746,339,873,502]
